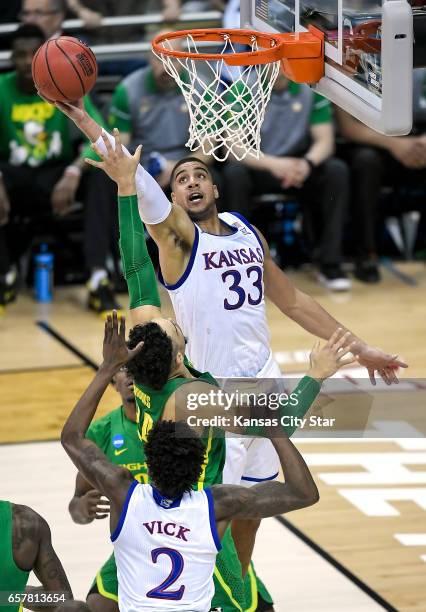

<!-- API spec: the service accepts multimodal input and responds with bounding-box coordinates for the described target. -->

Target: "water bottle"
[34,244,53,302]
[147,152,167,178]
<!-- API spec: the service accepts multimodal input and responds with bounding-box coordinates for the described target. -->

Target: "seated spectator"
[0,24,121,316]
[222,73,351,291]
[20,0,66,38]
[336,68,426,283]
[20,0,102,34]
[108,33,215,193]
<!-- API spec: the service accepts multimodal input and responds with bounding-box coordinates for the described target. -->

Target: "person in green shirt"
[0,24,121,316]
[0,499,76,611]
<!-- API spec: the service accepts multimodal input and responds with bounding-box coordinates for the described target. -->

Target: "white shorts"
[222,352,283,488]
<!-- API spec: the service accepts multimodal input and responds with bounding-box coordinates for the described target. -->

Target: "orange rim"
[151,28,287,65]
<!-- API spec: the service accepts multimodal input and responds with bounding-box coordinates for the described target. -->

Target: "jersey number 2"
[146,547,185,600]
[222,265,263,310]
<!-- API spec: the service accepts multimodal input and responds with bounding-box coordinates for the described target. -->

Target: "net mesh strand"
[154,33,281,162]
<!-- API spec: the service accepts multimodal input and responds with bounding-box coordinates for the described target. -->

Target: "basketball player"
[68,368,147,611]
[53,102,406,582]
[0,499,74,611]
[61,312,354,611]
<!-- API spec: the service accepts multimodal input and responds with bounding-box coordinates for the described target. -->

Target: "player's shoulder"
[0,70,13,88]
[86,406,122,438]
[12,504,49,538]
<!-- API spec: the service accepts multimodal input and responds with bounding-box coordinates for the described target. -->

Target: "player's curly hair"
[126,322,173,389]
[145,420,206,499]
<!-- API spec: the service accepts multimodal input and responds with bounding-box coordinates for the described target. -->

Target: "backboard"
[241,0,414,134]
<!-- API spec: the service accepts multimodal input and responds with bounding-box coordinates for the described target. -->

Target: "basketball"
[32,36,98,103]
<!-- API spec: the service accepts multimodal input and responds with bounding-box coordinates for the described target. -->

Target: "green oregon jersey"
[86,406,147,483]
[135,364,225,490]
[0,71,103,167]
[0,501,30,611]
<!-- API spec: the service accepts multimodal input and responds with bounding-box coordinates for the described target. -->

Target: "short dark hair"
[145,420,206,498]
[126,322,173,390]
[12,24,46,46]
[170,157,211,187]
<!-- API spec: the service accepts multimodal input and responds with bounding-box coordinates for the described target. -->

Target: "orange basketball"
[32,36,98,103]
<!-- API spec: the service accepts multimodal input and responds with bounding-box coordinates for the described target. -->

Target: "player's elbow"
[300,484,320,508]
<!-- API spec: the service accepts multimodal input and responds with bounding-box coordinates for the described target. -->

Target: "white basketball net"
[153,33,281,162]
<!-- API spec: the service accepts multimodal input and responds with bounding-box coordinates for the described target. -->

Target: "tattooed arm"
[212,435,319,538]
[11,505,73,610]
[61,312,143,533]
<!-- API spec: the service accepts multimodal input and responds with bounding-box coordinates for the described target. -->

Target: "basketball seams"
[54,39,86,99]
[44,39,68,100]
[56,36,98,81]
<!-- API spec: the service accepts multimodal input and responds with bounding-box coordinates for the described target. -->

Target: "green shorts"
[89,528,273,611]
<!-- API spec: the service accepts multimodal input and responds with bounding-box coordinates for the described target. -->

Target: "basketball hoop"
[152,28,324,161]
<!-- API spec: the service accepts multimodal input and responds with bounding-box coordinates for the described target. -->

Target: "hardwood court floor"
[0,262,425,611]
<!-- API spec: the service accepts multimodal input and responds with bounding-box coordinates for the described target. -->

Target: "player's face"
[13,38,42,91]
[171,162,219,222]
[21,0,65,38]
[113,368,135,405]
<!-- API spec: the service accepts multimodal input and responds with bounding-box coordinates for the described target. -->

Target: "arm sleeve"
[108,83,132,133]
[118,194,161,309]
[94,129,172,225]
[310,93,332,125]
[279,376,321,436]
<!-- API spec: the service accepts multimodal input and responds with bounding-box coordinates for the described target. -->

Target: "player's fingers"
[337,341,357,359]
[386,368,399,384]
[89,141,105,159]
[112,310,118,334]
[338,355,357,366]
[325,327,343,349]
[119,314,126,339]
[368,367,376,386]
[130,341,144,359]
[102,131,114,156]
[84,157,104,169]
[379,369,392,386]
[134,144,143,164]
[391,356,408,368]
[332,331,352,353]
[113,128,123,155]
[105,314,113,341]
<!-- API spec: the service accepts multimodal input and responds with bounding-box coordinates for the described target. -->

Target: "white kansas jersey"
[112,481,220,612]
[160,212,271,377]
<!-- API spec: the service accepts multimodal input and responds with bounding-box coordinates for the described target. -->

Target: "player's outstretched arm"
[11,505,73,610]
[52,97,194,248]
[258,226,408,385]
[61,313,143,522]
[212,433,319,531]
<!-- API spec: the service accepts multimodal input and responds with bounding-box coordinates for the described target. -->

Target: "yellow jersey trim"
[96,571,119,602]
[213,566,243,612]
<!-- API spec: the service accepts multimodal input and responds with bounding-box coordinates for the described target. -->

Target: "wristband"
[304,157,316,172]
[65,165,82,178]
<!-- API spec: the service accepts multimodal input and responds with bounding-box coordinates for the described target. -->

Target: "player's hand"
[78,7,103,29]
[86,128,142,190]
[308,328,357,381]
[102,311,144,373]
[0,180,11,226]
[51,173,80,216]
[79,489,110,521]
[355,343,408,385]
